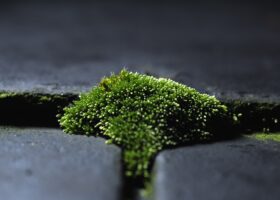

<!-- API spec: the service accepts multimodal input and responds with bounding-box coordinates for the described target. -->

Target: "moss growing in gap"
[59,70,229,178]
[0,92,77,126]
[224,100,280,133]
[249,132,280,143]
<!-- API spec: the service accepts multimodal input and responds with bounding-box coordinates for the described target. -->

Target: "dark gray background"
[0,1,279,98]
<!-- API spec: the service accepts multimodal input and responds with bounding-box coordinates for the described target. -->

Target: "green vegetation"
[59,70,228,178]
[140,177,154,199]
[250,132,280,142]
[0,92,18,99]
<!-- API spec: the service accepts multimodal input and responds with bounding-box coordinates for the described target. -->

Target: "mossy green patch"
[0,92,18,99]
[140,172,155,199]
[59,70,228,178]
[250,132,280,142]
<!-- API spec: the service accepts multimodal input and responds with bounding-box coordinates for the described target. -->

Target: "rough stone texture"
[154,137,280,200]
[0,1,279,101]
[0,127,122,200]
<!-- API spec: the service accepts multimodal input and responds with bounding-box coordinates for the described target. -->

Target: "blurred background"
[0,0,279,96]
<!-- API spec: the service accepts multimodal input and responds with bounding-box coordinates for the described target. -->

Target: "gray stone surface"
[154,137,280,200]
[0,2,279,100]
[0,127,122,200]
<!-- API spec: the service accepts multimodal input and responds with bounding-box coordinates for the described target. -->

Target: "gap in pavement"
[0,91,279,132]
[0,91,280,200]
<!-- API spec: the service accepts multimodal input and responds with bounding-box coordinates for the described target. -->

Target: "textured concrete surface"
[0,2,279,101]
[154,137,280,200]
[0,127,122,200]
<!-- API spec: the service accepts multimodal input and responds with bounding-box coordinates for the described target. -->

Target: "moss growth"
[0,92,18,99]
[38,96,53,102]
[140,172,155,199]
[59,70,228,178]
[250,132,280,142]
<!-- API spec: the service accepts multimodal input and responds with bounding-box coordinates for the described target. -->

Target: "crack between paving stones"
[0,91,78,127]
[0,91,279,132]
[121,149,156,200]
[0,91,280,200]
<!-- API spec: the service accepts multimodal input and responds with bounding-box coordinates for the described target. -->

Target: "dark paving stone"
[154,137,280,200]
[0,2,279,100]
[0,127,122,200]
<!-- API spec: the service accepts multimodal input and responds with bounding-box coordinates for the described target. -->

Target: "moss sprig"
[59,70,228,178]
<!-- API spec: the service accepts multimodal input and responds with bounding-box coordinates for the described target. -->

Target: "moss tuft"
[59,70,228,178]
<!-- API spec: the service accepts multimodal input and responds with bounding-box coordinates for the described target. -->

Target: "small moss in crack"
[38,96,52,102]
[0,91,77,126]
[250,132,280,142]
[140,172,155,199]
[0,92,18,99]
[224,100,280,133]
[59,70,228,178]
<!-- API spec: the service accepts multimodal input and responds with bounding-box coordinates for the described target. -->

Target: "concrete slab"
[154,137,280,200]
[0,2,279,100]
[0,127,122,200]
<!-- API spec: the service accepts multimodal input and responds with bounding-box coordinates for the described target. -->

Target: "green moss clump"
[59,70,228,178]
